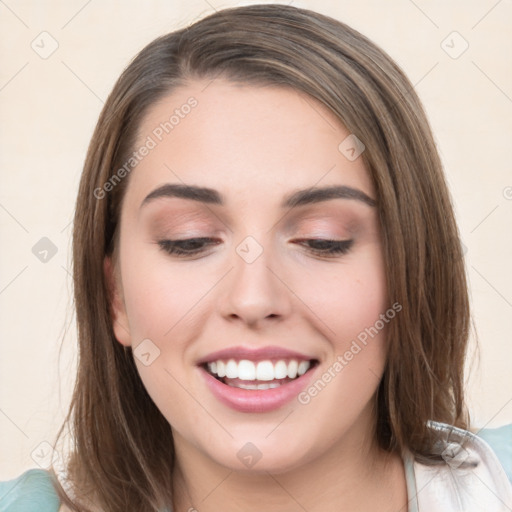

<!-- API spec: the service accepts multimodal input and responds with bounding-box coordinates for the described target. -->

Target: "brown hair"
[51,4,470,510]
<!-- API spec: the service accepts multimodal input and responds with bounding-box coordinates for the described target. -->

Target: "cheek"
[120,246,210,425]
[297,254,387,345]
[295,249,389,395]
[120,243,207,342]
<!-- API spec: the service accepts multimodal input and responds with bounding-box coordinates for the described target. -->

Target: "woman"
[1,4,511,511]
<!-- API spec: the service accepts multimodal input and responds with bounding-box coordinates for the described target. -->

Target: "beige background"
[1,0,511,479]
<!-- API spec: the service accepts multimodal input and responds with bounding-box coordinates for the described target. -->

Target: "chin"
[199,431,317,475]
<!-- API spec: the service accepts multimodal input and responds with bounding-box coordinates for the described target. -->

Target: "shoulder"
[411,421,512,511]
[476,423,512,482]
[0,469,60,512]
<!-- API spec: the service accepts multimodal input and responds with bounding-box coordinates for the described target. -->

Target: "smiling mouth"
[202,358,319,390]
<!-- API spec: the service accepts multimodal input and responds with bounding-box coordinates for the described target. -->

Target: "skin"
[104,79,408,512]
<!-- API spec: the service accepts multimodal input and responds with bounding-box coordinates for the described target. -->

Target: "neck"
[170,421,407,512]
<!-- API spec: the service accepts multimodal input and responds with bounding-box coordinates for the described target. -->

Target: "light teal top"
[0,468,60,512]
[1,424,511,511]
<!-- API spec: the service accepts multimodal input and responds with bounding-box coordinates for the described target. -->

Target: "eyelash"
[157,237,354,258]
[158,237,221,256]
[295,238,354,256]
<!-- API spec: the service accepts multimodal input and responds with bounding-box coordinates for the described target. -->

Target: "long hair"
[51,4,470,510]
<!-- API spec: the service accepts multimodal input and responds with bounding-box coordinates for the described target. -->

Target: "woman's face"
[108,79,391,472]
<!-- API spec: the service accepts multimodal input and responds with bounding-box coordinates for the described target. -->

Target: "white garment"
[404,421,512,511]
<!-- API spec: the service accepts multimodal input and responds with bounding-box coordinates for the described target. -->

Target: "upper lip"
[196,346,317,365]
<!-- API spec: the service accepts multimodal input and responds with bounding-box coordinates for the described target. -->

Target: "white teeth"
[216,360,226,377]
[274,360,288,379]
[231,382,282,390]
[287,360,298,379]
[205,358,312,381]
[238,360,256,380]
[225,359,238,379]
[256,361,275,381]
[297,360,310,376]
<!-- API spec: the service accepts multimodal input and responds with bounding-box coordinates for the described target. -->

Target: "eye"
[295,238,354,257]
[158,237,221,257]
[157,237,354,258]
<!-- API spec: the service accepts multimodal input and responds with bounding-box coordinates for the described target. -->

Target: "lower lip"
[200,365,317,413]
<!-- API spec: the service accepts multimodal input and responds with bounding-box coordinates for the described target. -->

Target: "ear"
[104,256,132,347]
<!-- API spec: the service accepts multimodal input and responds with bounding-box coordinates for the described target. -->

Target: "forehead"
[125,79,374,210]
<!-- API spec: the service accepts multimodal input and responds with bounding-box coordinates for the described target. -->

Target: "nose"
[218,239,292,328]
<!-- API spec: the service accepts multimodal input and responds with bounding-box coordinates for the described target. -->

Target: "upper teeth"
[207,359,311,381]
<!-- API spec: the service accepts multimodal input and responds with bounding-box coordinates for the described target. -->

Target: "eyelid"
[158,236,220,252]
[293,238,354,257]
[156,236,354,259]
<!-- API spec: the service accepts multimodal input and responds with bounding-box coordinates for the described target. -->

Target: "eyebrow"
[140,183,376,210]
[141,183,223,207]
[283,185,376,208]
